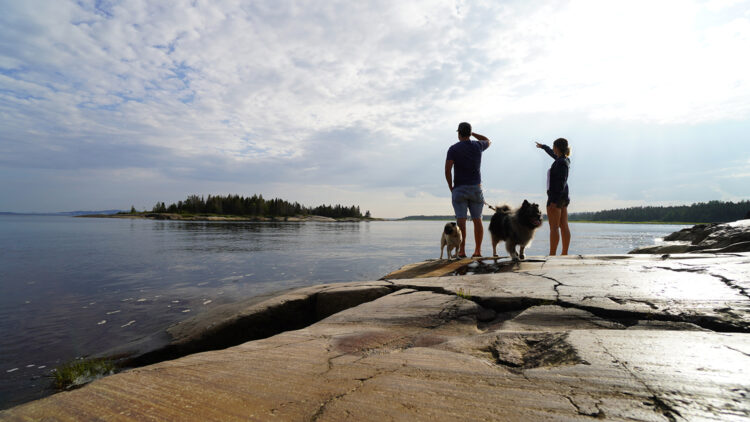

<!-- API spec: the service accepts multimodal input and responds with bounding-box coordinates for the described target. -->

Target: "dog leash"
[484,201,497,211]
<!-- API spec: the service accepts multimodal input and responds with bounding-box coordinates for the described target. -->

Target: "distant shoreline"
[398,216,696,225]
[3,213,698,225]
[567,220,695,225]
[78,212,380,222]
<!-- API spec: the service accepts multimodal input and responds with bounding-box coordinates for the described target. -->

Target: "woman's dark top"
[541,145,570,207]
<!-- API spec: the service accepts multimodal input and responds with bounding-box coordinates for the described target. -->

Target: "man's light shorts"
[452,184,484,220]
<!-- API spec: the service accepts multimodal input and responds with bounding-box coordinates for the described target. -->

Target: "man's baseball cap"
[457,122,472,136]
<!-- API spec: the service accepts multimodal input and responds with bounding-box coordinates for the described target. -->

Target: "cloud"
[1,0,749,215]
[704,0,749,11]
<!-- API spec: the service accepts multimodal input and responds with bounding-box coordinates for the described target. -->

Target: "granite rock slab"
[2,254,749,421]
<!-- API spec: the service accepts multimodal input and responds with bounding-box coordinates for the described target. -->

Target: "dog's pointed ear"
[522,199,529,207]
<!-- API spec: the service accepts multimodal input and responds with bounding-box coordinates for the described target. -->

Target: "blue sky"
[1,0,749,217]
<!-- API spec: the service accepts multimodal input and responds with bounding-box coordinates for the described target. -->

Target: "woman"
[535,138,571,255]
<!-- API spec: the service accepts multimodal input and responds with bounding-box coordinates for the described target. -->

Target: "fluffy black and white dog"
[488,200,543,260]
[440,222,462,259]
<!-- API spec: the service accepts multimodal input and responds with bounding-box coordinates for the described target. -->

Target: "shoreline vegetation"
[400,200,749,224]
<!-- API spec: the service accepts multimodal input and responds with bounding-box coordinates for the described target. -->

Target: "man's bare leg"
[472,217,483,257]
[457,218,467,257]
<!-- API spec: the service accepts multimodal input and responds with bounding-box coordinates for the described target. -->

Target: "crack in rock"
[391,282,747,333]
[596,337,684,422]
[648,265,704,273]
[390,289,422,296]
[309,368,397,421]
[554,299,748,333]
[487,332,589,370]
[564,395,605,419]
[708,272,750,300]
[517,271,565,301]
[725,345,750,358]
[269,401,297,416]
[647,395,684,422]
[606,296,658,310]
[650,265,750,300]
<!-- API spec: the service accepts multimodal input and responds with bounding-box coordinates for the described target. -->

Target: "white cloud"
[455,0,750,124]
[704,0,748,12]
[1,0,749,214]
[2,0,473,159]
[720,172,750,179]
[5,1,747,159]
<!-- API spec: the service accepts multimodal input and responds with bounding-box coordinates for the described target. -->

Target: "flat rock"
[2,254,749,421]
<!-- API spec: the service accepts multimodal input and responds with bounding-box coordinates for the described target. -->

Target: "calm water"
[0,215,683,408]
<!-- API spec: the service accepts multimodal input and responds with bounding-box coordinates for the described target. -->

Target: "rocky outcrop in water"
[630,219,750,254]
[2,254,749,421]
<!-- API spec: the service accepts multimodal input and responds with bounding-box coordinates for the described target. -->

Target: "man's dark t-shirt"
[446,140,489,187]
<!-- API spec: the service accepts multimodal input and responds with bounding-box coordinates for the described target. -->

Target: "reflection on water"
[0,216,682,409]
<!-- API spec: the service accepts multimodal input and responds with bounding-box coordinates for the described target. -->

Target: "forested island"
[401,200,750,224]
[86,194,375,221]
[568,200,750,223]
[145,194,370,219]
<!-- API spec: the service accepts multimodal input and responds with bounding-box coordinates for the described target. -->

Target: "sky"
[1,0,749,218]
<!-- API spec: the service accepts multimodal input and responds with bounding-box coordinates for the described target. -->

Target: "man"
[445,122,491,258]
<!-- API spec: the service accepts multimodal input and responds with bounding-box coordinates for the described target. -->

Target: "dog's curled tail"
[495,204,512,214]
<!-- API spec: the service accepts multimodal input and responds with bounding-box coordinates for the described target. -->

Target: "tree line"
[569,200,750,223]
[149,194,370,219]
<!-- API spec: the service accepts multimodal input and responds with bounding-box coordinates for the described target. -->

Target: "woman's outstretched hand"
[535,141,543,148]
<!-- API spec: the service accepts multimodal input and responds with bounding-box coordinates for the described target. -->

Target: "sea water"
[0,215,683,409]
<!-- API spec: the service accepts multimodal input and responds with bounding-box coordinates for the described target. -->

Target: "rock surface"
[630,219,750,254]
[2,254,750,421]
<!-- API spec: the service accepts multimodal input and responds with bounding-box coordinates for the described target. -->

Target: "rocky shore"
[79,213,374,222]
[630,219,750,254]
[2,252,749,421]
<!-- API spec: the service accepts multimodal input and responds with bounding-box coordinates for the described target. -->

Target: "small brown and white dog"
[440,222,462,259]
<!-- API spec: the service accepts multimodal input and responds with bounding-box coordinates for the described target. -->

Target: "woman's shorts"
[547,197,570,208]
[452,185,484,220]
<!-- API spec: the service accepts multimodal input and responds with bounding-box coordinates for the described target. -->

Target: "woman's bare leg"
[547,204,561,256]
[560,206,570,255]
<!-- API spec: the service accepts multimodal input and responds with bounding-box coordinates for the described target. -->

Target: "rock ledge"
[2,254,749,421]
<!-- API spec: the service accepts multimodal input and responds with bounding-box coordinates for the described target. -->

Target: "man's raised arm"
[472,132,491,148]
